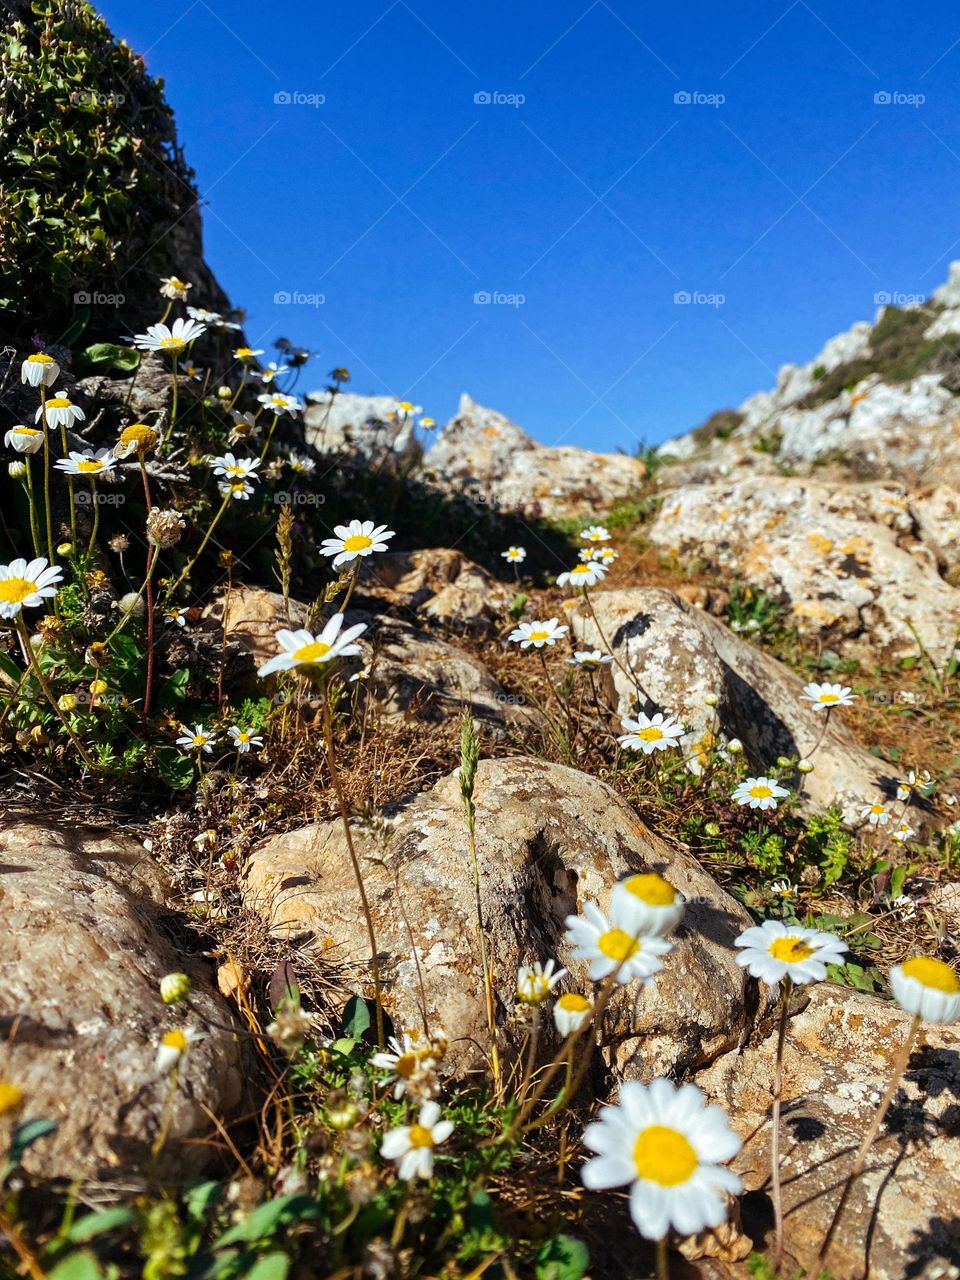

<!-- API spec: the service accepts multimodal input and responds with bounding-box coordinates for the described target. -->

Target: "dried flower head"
[147,508,186,548]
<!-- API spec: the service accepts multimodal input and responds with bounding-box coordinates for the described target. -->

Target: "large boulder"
[304,392,418,462]
[696,983,960,1280]
[426,394,646,519]
[568,587,892,824]
[242,757,773,1079]
[365,548,511,635]
[647,477,960,661]
[0,820,244,1185]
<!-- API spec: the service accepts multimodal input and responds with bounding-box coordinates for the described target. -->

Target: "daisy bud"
[7,461,26,478]
[797,758,815,774]
[57,542,74,557]
[327,1098,361,1130]
[727,738,743,754]
[553,993,592,1037]
[217,385,232,400]
[146,508,186,548]
[116,423,158,457]
[57,694,78,712]
[119,591,145,616]
[89,679,108,697]
[776,755,792,768]
[704,693,719,707]
[160,972,191,1005]
[704,821,721,836]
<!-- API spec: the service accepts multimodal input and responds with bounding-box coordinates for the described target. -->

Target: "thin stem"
[656,1235,669,1280]
[57,420,76,548]
[259,412,281,462]
[86,481,100,557]
[22,460,41,557]
[337,561,362,615]
[139,458,156,717]
[16,616,94,767]
[321,692,385,1047]
[809,1013,922,1280]
[39,385,54,562]
[771,975,792,1270]
[165,489,232,597]
[519,1007,541,1102]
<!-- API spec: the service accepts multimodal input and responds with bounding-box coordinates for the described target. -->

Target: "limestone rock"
[426,394,646,519]
[696,983,960,1280]
[304,392,418,462]
[0,820,243,1185]
[568,587,890,824]
[243,757,772,1080]
[365,548,511,634]
[647,476,960,660]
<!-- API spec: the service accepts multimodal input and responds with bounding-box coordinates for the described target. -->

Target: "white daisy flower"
[218,478,256,501]
[553,993,593,1037]
[769,879,796,899]
[419,415,436,430]
[0,556,63,618]
[580,1078,743,1241]
[508,618,568,649]
[895,690,918,706]
[287,452,315,475]
[556,561,607,590]
[166,607,187,629]
[4,425,44,454]
[319,520,395,568]
[860,802,889,827]
[802,681,856,711]
[186,306,223,324]
[395,401,422,421]
[159,276,192,300]
[619,712,684,755]
[580,525,611,544]
[36,396,85,431]
[501,546,526,563]
[591,546,619,565]
[258,614,368,677]
[371,1030,443,1100]
[228,726,263,754]
[564,902,672,985]
[732,777,789,811]
[889,956,960,1023]
[891,822,915,844]
[897,769,931,801]
[891,893,917,918]
[516,959,566,1006]
[380,1100,454,1180]
[54,448,116,477]
[233,346,264,362]
[610,873,685,939]
[734,919,846,986]
[176,724,217,754]
[568,650,613,670]
[155,1026,202,1075]
[133,317,207,354]
[21,352,60,387]
[210,452,261,482]
[257,391,303,415]
[255,361,290,384]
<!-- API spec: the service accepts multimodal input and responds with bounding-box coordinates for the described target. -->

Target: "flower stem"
[16,615,94,767]
[166,489,232,597]
[39,385,54,563]
[259,412,280,462]
[771,975,792,1269]
[656,1236,669,1280]
[22,460,41,557]
[57,420,77,548]
[808,1012,922,1280]
[87,481,100,557]
[139,458,156,717]
[321,692,385,1047]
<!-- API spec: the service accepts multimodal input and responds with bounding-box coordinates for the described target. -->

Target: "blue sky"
[100,1,960,452]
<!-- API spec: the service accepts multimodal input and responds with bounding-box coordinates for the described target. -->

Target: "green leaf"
[184,1179,222,1222]
[64,1208,136,1242]
[213,1196,318,1248]
[342,995,371,1040]
[155,747,195,791]
[80,342,138,372]
[244,1255,291,1280]
[7,1117,56,1170]
[535,1234,589,1280]
[48,1253,106,1280]
[157,667,190,708]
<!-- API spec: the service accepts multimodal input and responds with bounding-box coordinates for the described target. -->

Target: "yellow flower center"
[13,428,41,438]
[162,1029,187,1051]
[408,1124,434,1149]
[901,956,960,993]
[160,336,185,350]
[342,534,373,553]
[769,936,814,963]
[572,565,590,575]
[749,784,773,799]
[633,1124,698,1186]
[597,929,640,962]
[76,459,104,473]
[528,629,550,642]
[637,726,665,743]
[557,993,591,1013]
[621,873,676,906]
[28,353,55,364]
[395,1051,419,1079]
[0,576,37,604]
[818,692,839,703]
[293,641,332,663]
[191,735,207,746]
[237,732,250,742]
[47,397,72,409]
[120,424,157,452]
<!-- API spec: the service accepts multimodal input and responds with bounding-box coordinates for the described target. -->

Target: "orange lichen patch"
[849,390,870,406]
[807,532,834,555]
[743,539,774,576]
[791,599,842,625]
[716,508,732,522]
[839,536,871,561]
[482,426,501,438]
